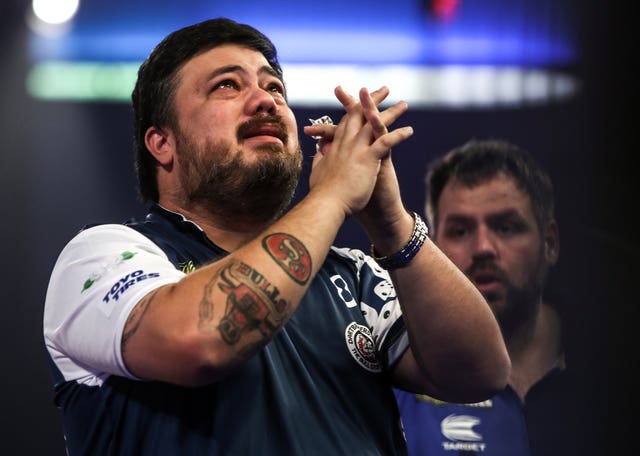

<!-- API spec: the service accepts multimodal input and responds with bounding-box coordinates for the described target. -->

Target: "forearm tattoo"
[199,261,290,345]
[122,289,158,352]
[262,233,312,285]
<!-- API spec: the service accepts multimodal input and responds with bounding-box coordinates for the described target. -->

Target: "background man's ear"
[544,219,560,265]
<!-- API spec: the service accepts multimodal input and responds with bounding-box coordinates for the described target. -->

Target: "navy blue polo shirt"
[44,204,410,455]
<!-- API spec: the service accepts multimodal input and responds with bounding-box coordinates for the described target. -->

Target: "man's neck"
[158,200,273,252]
[506,302,563,402]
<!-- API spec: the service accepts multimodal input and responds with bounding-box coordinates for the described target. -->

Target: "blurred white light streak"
[26,62,580,108]
[284,64,580,108]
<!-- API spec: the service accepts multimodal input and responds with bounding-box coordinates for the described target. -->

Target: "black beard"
[176,133,302,225]
[468,257,546,341]
[496,280,542,341]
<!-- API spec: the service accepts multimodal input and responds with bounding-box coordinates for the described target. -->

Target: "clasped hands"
[303,86,415,248]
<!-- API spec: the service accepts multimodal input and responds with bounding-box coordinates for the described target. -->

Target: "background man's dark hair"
[425,139,555,233]
[131,17,284,202]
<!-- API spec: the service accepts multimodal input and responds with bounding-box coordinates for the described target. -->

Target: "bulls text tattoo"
[262,233,311,285]
[199,261,289,345]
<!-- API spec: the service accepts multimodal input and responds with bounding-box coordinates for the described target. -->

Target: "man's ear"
[144,126,175,166]
[544,219,560,266]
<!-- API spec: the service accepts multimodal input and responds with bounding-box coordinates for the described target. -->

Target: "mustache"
[465,260,508,282]
[237,115,289,144]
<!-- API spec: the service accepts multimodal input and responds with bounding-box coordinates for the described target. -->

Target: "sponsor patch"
[345,322,381,372]
[102,270,160,304]
[440,414,486,452]
[82,251,137,292]
[441,414,482,442]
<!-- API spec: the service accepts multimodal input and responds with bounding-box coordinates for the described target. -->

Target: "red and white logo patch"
[345,322,381,372]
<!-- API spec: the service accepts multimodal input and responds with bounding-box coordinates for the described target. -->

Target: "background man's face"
[433,173,552,329]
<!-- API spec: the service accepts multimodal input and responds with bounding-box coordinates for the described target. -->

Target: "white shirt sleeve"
[44,224,186,385]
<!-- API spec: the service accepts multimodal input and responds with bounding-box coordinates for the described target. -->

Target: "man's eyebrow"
[486,208,525,222]
[205,65,244,81]
[442,214,474,224]
[442,208,525,225]
[259,65,282,81]
[204,64,281,81]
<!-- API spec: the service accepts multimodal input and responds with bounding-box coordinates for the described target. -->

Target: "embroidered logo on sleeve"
[102,270,160,304]
[82,251,137,292]
[345,322,381,372]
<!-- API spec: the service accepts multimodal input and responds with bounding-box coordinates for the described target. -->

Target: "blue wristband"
[371,212,429,270]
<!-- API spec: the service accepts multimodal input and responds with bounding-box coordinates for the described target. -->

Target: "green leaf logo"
[81,251,138,292]
[82,278,95,292]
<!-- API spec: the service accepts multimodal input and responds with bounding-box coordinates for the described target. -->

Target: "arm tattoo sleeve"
[262,233,312,285]
[122,289,159,352]
[199,261,291,345]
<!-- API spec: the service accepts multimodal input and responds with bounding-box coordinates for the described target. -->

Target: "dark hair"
[425,139,555,232]
[131,17,283,202]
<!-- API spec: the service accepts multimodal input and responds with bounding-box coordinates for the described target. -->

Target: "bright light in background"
[23,0,581,108]
[28,0,80,37]
[32,0,80,25]
[285,65,579,108]
[26,62,580,108]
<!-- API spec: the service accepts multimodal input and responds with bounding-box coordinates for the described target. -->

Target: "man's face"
[433,173,557,333]
[168,44,302,219]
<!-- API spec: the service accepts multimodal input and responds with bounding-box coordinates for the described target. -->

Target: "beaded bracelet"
[371,212,429,270]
